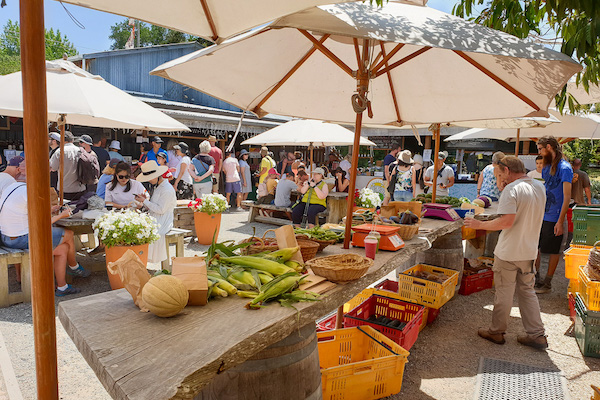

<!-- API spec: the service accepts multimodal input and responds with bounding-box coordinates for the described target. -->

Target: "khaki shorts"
[212,173,220,192]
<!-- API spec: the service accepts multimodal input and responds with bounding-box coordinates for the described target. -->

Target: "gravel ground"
[0,210,598,399]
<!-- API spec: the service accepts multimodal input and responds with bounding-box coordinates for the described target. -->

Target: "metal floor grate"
[474,357,569,400]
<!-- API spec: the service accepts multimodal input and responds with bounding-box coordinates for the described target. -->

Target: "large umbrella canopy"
[151,2,580,126]
[241,119,375,146]
[445,110,600,141]
[0,60,189,132]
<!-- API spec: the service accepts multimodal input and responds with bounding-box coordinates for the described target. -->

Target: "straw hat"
[312,167,325,176]
[137,160,168,182]
[397,150,414,164]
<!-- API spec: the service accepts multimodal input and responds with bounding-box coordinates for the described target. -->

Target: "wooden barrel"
[196,323,322,400]
[415,229,464,281]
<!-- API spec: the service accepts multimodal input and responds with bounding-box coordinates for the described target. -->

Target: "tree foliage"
[109,19,211,50]
[0,19,78,75]
[453,0,600,113]
[563,139,600,171]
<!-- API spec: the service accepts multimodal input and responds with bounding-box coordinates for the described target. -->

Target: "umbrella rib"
[374,47,431,77]
[353,38,362,68]
[379,42,402,124]
[454,50,540,111]
[371,43,405,74]
[199,0,218,42]
[298,29,353,77]
[252,34,330,115]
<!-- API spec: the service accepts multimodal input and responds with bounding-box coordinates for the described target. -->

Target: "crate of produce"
[568,279,579,295]
[572,206,600,245]
[569,292,576,322]
[459,269,494,295]
[579,266,600,312]
[344,294,424,350]
[574,293,600,358]
[564,245,593,280]
[398,264,459,309]
[318,326,409,400]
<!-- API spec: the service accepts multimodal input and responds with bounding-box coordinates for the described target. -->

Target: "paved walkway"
[0,210,598,399]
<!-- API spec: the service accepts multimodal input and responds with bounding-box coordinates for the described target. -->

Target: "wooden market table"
[58,217,463,400]
[55,217,96,249]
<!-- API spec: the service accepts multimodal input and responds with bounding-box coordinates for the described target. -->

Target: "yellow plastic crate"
[318,326,409,400]
[579,266,600,312]
[568,279,580,295]
[592,384,600,400]
[564,245,592,280]
[398,264,459,309]
[343,287,430,332]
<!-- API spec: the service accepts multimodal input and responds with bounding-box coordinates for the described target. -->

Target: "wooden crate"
[173,202,196,237]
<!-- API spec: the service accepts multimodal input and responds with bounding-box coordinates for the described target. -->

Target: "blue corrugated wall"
[83,43,240,112]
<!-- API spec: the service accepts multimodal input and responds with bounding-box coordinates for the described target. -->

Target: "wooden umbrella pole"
[58,115,66,205]
[19,0,60,398]
[309,143,314,172]
[515,128,520,156]
[431,124,441,203]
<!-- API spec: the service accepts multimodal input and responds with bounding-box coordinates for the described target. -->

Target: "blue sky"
[0,0,456,55]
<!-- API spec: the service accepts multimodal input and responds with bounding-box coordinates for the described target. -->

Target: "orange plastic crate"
[398,264,459,309]
[564,245,592,280]
[592,384,600,400]
[579,266,600,312]
[318,326,409,400]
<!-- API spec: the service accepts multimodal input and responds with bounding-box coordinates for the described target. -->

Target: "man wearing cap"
[79,134,101,192]
[424,151,455,197]
[259,146,276,185]
[146,136,168,163]
[50,131,86,200]
[49,132,60,189]
[92,134,110,168]
[0,156,19,198]
[208,135,223,193]
[108,140,125,162]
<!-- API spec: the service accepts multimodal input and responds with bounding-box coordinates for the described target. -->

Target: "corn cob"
[261,247,299,263]
[211,285,228,298]
[207,275,237,295]
[231,270,257,287]
[237,290,258,299]
[258,273,273,285]
[284,260,305,273]
[220,256,294,276]
[246,272,306,309]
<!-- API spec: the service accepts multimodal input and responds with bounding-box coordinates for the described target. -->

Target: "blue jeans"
[394,190,413,202]
[2,227,65,250]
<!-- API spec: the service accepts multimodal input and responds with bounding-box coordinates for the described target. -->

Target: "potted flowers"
[188,194,229,244]
[93,209,159,290]
[354,188,383,212]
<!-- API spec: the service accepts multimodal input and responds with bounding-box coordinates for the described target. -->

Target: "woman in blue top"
[96,158,120,200]
[239,149,252,202]
[477,151,505,201]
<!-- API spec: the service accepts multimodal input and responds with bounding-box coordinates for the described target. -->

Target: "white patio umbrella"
[445,110,600,142]
[0,59,189,202]
[151,2,580,248]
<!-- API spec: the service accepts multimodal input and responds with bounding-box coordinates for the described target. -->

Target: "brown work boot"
[478,328,505,345]
[517,334,548,350]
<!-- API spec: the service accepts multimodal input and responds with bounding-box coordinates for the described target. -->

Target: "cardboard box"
[171,257,208,306]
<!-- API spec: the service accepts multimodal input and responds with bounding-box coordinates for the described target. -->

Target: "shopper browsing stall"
[477,151,505,200]
[190,140,215,197]
[424,151,454,196]
[292,167,328,227]
[465,156,547,349]
[105,162,146,209]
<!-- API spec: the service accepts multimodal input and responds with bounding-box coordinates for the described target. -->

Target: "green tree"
[453,1,600,113]
[0,19,78,75]
[563,140,600,171]
[108,19,211,50]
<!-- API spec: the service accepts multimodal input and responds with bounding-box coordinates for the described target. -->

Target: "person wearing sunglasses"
[105,161,146,209]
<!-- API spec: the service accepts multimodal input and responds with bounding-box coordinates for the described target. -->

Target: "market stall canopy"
[564,80,600,106]
[444,110,600,141]
[241,119,375,146]
[0,60,189,132]
[151,2,580,127]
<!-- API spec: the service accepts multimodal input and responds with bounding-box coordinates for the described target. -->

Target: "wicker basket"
[297,238,320,261]
[306,253,373,282]
[374,216,421,241]
[239,229,279,255]
[295,234,337,252]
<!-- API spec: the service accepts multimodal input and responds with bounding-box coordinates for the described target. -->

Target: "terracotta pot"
[105,244,149,290]
[194,211,222,245]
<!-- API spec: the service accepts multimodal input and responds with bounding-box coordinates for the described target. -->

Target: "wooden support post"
[515,128,520,156]
[336,305,344,329]
[431,124,441,203]
[19,0,60,398]
[58,116,66,205]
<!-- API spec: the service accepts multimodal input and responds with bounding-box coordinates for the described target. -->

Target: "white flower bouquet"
[354,187,383,209]
[187,193,229,215]
[93,209,160,248]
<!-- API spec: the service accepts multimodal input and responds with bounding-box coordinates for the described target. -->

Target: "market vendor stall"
[58,217,463,400]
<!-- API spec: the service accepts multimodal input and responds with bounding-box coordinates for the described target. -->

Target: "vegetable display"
[205,240,320,309]
[142,275,189,317]
[380,210,419,226]
[412,193,462,208]
[294,226,343,242]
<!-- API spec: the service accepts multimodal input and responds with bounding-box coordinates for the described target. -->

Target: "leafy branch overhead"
[109,19,212,50]
[453,0,600,113]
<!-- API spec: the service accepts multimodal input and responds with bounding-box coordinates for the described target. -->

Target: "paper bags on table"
[171,257,208,306]
[107,249,151,311]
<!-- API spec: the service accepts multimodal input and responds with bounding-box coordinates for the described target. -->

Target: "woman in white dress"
[136,160,177,264]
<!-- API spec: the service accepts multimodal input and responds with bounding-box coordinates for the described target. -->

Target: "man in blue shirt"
[535,136,572,294]
[383,142,402,181]
[146,136,168,163]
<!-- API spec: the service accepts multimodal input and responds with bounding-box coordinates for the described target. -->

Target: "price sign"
[388,234,404,249]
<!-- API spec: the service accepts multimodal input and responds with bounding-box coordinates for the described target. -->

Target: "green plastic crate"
[574,293,600,358]
[572,206,600,246]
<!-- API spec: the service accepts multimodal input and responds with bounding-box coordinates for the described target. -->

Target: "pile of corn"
[206,242,320,309]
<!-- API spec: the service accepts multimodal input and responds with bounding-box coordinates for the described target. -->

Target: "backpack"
[77,149,100,185]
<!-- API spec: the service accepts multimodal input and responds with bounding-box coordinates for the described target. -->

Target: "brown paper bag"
[107,250,151,311]
[171,257,208,306]
[275,225,304,263]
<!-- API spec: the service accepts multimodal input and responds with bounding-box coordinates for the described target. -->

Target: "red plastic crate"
[459,269,494,295]
[375,279,441,326]
[568,292,576,323]
[344,294,424,350]
[316,314,337,332]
